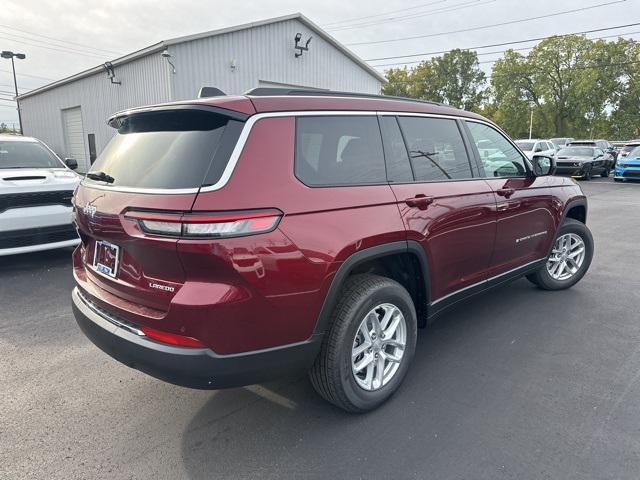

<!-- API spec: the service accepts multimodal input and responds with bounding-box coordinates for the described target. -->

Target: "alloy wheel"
[351,303,407,391]
[546,233,586,281]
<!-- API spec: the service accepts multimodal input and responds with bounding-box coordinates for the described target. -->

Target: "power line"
[364,22,640,62]
[327,0,495,32]
[370,29,640,68]
[346,0,628,46]
[0,23,122,55]
[322,0,448,27]
[0,68,55,81]
[0,33,110,59]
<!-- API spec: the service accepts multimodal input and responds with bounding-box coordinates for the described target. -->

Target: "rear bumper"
[72,287,322,389]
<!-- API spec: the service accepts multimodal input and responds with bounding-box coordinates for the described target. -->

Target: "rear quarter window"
[87,108,244,190]
[295,116,386,186]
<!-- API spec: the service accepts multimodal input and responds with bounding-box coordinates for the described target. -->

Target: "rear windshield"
[0,140,63,169]
[558,147,594,157]
[516,142,535,151]
[87,109,243,189]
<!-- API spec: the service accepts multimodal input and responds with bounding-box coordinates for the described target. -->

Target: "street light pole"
[1,51,26,134]
[10,56,22,133]
[529,107,533,140]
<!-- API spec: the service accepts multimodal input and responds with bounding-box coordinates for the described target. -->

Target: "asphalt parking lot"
[1,177,639,480]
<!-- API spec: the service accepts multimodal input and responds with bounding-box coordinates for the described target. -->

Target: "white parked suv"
[515,139,557,160]
[0,135,80,256]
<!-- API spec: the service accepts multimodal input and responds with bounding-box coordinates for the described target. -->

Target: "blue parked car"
[614,145,640,182]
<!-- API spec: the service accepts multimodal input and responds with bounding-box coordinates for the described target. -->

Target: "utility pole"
[529,107,533,140]
[1,51,26,134]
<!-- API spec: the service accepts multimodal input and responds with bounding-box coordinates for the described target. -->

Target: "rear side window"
[88,109,243,189]
[295,116,386,186]
[397,116,473,181]
[379,116,413,183]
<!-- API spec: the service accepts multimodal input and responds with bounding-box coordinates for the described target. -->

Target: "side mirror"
[64,158,78,170]
[531,154,555,176]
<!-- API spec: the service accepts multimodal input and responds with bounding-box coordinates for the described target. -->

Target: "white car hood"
[0,168,80,194]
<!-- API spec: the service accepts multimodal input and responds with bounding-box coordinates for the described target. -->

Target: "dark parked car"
[555,146,612,179]
[568,139,617,165]
[71,89,593,412]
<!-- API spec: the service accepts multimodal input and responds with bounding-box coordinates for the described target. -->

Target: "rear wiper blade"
[86,171,115,184]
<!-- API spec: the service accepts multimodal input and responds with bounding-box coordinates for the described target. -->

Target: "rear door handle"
[496,187,515,198]
[405,194,434,210]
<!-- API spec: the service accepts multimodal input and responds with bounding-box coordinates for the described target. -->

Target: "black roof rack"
[244,87,446,107]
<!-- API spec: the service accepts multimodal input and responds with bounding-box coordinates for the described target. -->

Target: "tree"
[383,49,486,110]
[0,123,7,133]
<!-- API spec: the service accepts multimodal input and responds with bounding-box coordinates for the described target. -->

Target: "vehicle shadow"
[178,278,592,480]
[0,246,74,277]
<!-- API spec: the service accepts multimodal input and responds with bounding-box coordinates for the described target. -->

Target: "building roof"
[17,13,384,100]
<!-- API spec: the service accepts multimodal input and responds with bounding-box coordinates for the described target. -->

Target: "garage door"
[62,107,89,172]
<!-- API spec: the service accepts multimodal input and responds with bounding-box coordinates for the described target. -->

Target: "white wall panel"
[170,18,381,99]
[19,54,172,160]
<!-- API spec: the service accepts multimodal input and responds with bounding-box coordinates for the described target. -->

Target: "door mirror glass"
[64,157,78,170]
[531,155,555,176]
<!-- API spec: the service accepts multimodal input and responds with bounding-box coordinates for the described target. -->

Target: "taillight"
[124,209,282,239]
[140,325,205,348]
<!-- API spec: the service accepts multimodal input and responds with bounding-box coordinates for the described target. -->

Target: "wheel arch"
[562,198,588,225]
[312,241,431,335]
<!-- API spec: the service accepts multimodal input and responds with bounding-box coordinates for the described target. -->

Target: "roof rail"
[244,87,446,106]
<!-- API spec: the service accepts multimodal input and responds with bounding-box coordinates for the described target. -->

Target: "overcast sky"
[1,0,638,125]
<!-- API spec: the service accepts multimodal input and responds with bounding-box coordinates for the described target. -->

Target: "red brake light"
[140,325,205,348]
[124,209,282,238]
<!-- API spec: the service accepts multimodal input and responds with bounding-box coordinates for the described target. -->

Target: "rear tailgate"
[73,105,249,316]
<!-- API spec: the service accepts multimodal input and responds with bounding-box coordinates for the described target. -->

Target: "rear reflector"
[125,209,282,239]
[140,325,205,348]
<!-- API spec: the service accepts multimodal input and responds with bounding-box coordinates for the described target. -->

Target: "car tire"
[309,274,417,413]
[614,178,623,182]
[529,218,594,291]
[601,168,610,178]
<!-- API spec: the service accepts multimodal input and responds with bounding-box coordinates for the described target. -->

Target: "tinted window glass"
[88,109,238,189]
[398,117,472,181]
[516,141,535,151]
[295,116,386,186]
[379,116,413,183]
[558,147,594,157]
[466,121,528,178]
[0,141,64,169]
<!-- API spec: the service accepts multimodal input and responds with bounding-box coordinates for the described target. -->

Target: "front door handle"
[496,187,515,198]
[405,194,434,210]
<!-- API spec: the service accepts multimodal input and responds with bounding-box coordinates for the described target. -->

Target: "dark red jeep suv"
[71,89,593,412]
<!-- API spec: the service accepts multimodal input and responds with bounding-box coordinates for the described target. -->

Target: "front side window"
[397,116,473,181]
[466,121,528,178]
[295,116,386,186]
[0,141,64,169]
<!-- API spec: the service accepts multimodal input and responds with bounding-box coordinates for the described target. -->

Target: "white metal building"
[17,13,384,172]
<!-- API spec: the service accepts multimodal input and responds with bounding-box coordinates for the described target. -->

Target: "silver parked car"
[0,135,80,256]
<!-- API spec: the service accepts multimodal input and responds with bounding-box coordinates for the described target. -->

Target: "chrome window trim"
[80,110,489,195]
[430,257,545,305]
